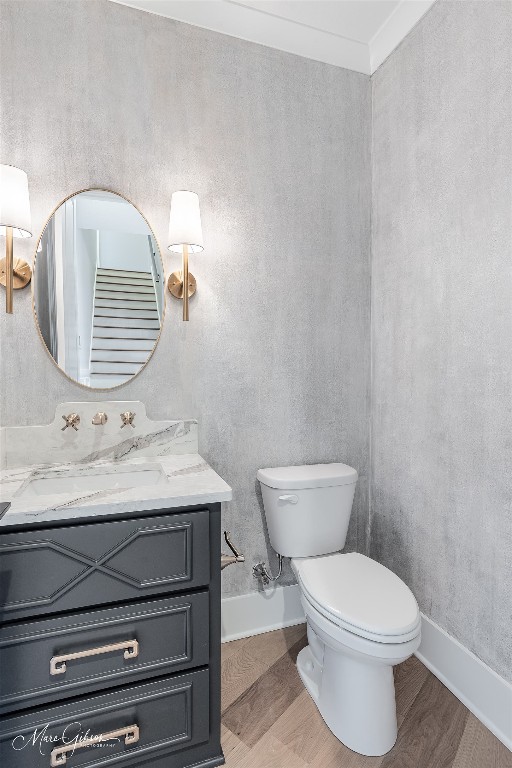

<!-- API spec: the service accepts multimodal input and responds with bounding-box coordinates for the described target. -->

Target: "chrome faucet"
[92,412,108,426]
[61,413,80,431]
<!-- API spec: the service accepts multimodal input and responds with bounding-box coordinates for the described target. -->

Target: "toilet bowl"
[293,552,421,756]
[257,463,421,757]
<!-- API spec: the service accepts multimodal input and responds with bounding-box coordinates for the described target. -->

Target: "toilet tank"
[257,463,358,558]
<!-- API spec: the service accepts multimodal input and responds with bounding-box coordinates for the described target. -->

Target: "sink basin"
[15,463,169,498]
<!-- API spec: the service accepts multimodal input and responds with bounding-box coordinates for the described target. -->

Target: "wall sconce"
[0,164,32,314]
[167,191,203,321]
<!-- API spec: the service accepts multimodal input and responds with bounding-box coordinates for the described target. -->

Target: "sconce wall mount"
[168,263,197,299]
[0,253,32,290]
[0,165,33,314]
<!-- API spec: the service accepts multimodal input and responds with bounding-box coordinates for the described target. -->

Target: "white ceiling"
[110,0,436,74]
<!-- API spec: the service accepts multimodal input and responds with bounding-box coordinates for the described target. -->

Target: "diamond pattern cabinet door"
[0,511,210,622]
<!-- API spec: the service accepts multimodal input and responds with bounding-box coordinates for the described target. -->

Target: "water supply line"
[253,553,283,586]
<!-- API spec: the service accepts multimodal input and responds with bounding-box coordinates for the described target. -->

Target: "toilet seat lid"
[293,553,420,639]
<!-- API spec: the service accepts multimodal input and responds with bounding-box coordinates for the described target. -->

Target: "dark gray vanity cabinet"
[0,504,224,768]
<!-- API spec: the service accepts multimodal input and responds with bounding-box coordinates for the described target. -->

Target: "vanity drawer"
[0,511,210,621]
[0,669,209,768]
[0,591,209,714]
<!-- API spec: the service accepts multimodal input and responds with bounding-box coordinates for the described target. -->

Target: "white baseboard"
[221,590,511,750]
[221,583,305,643]
[416,613,512,751]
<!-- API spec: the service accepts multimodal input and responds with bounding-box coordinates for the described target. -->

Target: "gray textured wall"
[3,0,508,683]
[0,0,371,596]
[371,0,512,681]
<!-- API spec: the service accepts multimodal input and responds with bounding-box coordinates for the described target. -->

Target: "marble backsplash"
[0,401,198,470]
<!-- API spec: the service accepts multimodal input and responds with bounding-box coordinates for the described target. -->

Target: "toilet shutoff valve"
[253,554,283,586]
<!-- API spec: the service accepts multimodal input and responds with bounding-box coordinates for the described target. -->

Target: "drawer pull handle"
[50,639,139,675]
[50,723,139,766]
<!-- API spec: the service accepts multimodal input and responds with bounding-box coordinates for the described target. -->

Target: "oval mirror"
[33,190,164,389]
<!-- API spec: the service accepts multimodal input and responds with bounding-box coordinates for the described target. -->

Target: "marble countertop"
[0,453,232,527]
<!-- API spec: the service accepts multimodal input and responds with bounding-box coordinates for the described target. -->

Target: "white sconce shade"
[168,191,203,254]
[0,164,32,238]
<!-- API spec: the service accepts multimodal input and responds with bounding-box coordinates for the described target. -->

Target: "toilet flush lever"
[278,494,299,504]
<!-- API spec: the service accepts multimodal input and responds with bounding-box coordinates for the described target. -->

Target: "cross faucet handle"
[120,411,136,428]
[61,413,80,431]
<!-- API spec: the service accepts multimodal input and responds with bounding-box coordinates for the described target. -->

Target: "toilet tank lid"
[257,463,358,490]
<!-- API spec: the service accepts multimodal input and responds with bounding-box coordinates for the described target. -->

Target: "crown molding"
[108,0,368,73]
[110,0,437,76]
[369,0,436,73]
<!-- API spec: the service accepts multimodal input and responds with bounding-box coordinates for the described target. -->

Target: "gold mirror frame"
[32,188,166,392]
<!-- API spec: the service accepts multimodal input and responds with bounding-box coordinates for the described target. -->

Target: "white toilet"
[257,463,421,757]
